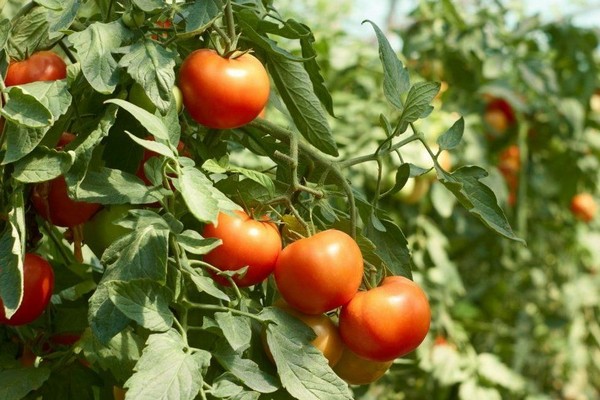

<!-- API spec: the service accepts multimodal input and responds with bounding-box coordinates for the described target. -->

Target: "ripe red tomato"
[4,51,67,86]
[178,49,270,129]
[31,176,102,227]
[570,193,597,222]
[267,300,344,367]
[31,133,101,227]
[0,254,54,326]
[202,210,282,287]
[333,345,393,385]
[484,98,516,135]
[274,229,364,315]
[338,276,431,362]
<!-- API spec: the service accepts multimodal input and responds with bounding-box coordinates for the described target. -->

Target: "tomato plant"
[339,276,431,362]
[0,1,534,399]
[274,229,364,315]
[178,49,270,129]
[333,345,393,386]
[4,51,67,86]
[0,254,54,326]
[202,210,282,287]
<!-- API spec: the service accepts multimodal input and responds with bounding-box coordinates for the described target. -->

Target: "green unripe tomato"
[122,9,145,29]
[83,205,134,257]
[129,83,184,115]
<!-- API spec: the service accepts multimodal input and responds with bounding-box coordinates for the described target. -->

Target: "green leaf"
[0,18,10,47]
[398,81,441,134]
[0,208,24,319]
[180,165,241,224]
[285,19,334,116]
[477,353,525,392]
[364,218,413,279]
[6,7,52,59]
[0,367,51,400]
[385,163,411,197]
[180,0,223,33]
[70,21,131,94]
[124,330,210,400]
[12,146,74,183]
[2,122,48,165]
[65,103,118,189]
[185,267,230,302]
[89,221,170,342]
[177,230,221,255]
[106,98,170,141]
[38,0,80,39]
[236,10,306,62]
[438,166,525,243]
[101,222,170,283]
[364,20,410,109]
[1,86,53,128]
[215,312,252,353]
[77,167,169,205]
[437,117,464,151]
[126,132,175,159]
[268,54,338,156]
[88,285,131,345]
[81,328,144,384]
[117,41,177,114]
[213,341,280,394]
[107,280,174,332]
[132,0,163,12]
[261,308,353,400]
[203,159,276,196]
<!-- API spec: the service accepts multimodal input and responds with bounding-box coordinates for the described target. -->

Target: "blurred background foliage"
[277,0,600,399]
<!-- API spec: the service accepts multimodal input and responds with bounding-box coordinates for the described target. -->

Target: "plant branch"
[245,119,360,236]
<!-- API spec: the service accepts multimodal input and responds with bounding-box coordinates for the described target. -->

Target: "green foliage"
[3,0,587,399]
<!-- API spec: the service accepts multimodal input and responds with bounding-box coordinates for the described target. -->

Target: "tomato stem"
[58,39,77,64]
[224,0,238,52]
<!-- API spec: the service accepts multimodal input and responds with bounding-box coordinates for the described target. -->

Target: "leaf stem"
[185,302,264,323]
[186,260,242,302]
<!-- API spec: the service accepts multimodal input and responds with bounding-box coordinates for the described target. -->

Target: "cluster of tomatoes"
[1,48,432,387]
[202,210,431,385]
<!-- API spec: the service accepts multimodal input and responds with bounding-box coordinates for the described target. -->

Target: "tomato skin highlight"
[178,49,270,129]
[333,345,393,385]
[5,51,67,86]
[339,276,431,362]
[274,229,364,315]
[202,210,282,287]
[0,254,55,326]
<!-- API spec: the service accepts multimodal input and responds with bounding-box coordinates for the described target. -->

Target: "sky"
[345,0,600,31]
